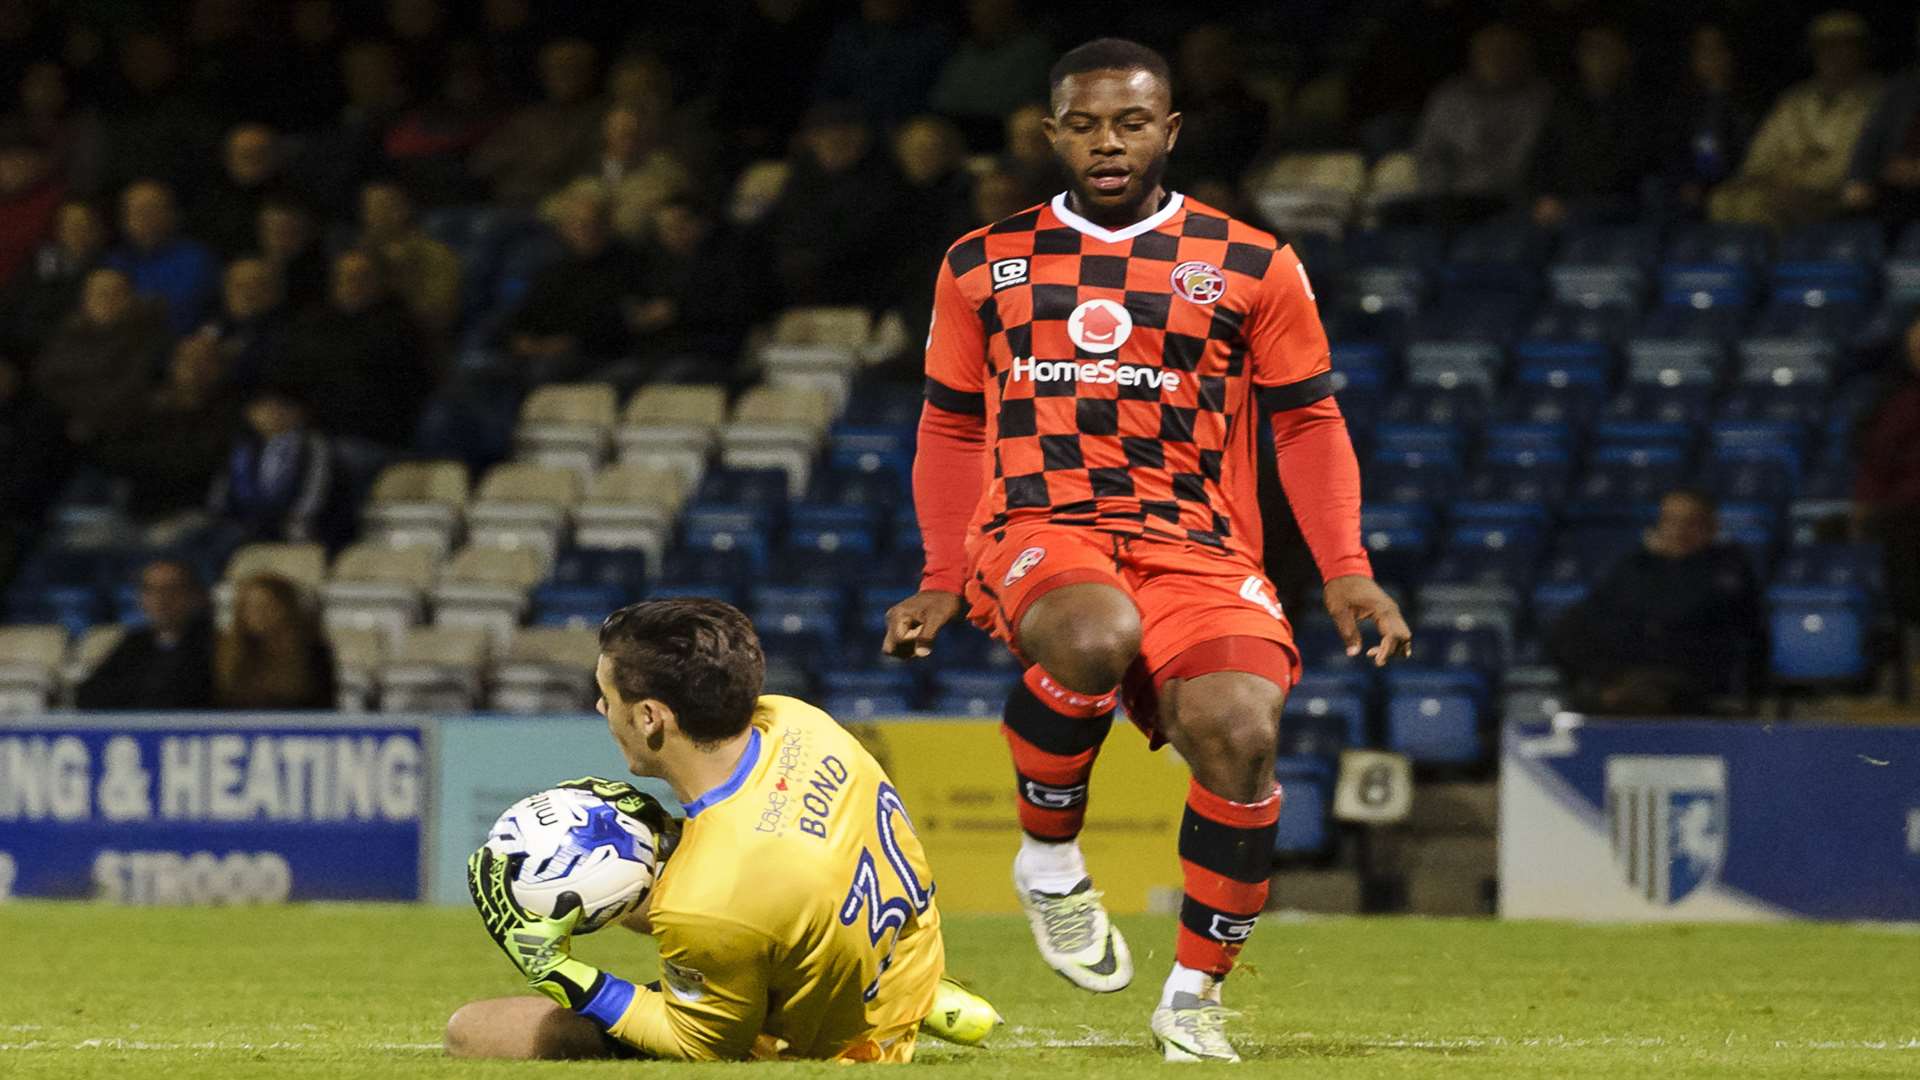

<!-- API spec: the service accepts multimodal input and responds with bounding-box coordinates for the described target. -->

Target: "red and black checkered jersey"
[923,193,1334,562]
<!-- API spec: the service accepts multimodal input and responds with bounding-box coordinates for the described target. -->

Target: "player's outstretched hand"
[882,589,966,659]
[1323,575,1413,668]
[466,845,602,1009]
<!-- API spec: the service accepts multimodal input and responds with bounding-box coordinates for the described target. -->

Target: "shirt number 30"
[838,782,934,1001]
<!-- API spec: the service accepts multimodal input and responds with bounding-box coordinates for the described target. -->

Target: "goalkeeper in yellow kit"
[447,599,998,1062]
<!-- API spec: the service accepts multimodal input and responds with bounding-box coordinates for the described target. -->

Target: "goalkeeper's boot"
[919,976,1003,1046]
[1150,991,1242,1063]
[1013,871,1132,993]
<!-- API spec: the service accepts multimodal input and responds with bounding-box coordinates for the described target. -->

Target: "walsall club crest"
[1605,755,1728,905]
[1171,260,1226,304]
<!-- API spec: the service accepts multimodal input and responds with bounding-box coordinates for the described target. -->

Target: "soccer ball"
[486,786,659,934]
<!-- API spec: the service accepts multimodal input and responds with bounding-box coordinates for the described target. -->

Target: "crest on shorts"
[1067,298,1132,354]
[1171,260,1226,304]
[1003,546,1047,587]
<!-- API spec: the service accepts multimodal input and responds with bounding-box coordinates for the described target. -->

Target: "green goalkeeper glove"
[552,776,683,862]
[466,844,605,1009]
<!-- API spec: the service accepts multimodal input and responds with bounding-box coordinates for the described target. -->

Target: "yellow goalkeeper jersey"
[604,695,945,1062]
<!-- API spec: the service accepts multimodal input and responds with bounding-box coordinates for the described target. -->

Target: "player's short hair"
[1048,38,1172,100]
[599,599,765,745]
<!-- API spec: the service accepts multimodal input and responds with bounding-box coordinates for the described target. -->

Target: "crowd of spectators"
[0,1,1918,707]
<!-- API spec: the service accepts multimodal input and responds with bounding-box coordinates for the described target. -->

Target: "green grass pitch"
[2,903,1915,1077]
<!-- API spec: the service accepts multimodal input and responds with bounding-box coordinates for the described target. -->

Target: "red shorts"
[962,524,1301,742]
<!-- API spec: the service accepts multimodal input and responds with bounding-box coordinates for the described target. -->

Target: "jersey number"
[837,783,934,1001]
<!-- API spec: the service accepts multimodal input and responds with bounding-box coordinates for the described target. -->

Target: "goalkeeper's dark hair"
[599,598,764,744]
[1048,38,1172,100]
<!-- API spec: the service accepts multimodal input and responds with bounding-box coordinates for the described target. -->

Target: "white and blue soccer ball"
[486,786,659,934]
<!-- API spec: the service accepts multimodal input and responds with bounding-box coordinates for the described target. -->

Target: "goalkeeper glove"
[467,844,607,1010]
[551,775,683,862]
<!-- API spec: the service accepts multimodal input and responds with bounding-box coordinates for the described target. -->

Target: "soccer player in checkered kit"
[883,38,1412,1061]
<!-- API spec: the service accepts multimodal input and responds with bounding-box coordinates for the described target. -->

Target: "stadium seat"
[1247,151,1367,236]
[571,463,686,570]
[1664,222,1771,268]
[322,543,438,645]
[930,669,1019,716]
[490,626,600,713]
[0,625,66,714]
[826,426,914,483]
[60,624,124,705]
[216,543,329,627]
[614,383,726,488]
[379,626,488,712]
[1555,222,1662,268]
[512,383,619,475]
[720,384,836,498]
[1362,524,1433,588]
[1775,543,1882,593]
[465,463,582,560]
[1283,680,1369,750]
[1272,756,1333,854]
[432,544,547,652]
[1462,447,1571,504]
[532,548,645,628]
[1385,669,1487,765]
[361,460,470,557]
[1768,587,1870,685]
[327,625,385,711]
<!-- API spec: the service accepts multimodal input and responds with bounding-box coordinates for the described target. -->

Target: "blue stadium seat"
[1362,524,1433,587]
[1284,681,1370,750]
[1524,303,1639,346]
[1374,423,1465,457]
[1569,445,1688,516]
[1361,503,1434,532]
[844,380,925,429]
[827,427,914,482]
[1748,297,1863,340]
[646,580,744,606]
[1412,617,1507,675]
[820,670,921,718]
[1331,365,1389,428]
[1512,356,1611,417]
[1344,226,1446,269]
[1658,263,1754,309]
[1768,589,1869,684]
[809,468,907,508]
[1775,219,1885,266]
[695,467,792,508]
[1555,222,1662,268]
[1775,543,1883,593]
[823,692,914,718]
[1463,447,1571,504]
[1272,756,1333,854]
[1410,293,1530,343]
[1635,302,1751,342]
[1385,669,1486,764]
[660,545,757,589]
[1482,422,1574,456]
[1664,222,1771,267]
[1342,267,1427,313]
[930,669,1020,716]
[1590,420,1693,453]
[1330,341,1395,383]
[1530,580,1590,625]
[1543,526,1641,584]
[1605,384,1715,425]
[679,522,771,575]
[1382,386,1489,426]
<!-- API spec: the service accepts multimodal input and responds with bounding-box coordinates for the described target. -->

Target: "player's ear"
[1163,110,1182,153]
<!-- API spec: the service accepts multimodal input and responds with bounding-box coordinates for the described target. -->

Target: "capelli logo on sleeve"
[990,258,1029,290]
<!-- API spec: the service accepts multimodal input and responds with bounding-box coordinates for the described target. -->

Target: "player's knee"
[1019,585,1141,691]
[1172,675,1284,771]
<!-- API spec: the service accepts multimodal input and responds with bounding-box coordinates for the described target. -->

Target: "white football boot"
[1013,871,1132,993]
[1150,990,1242,1063]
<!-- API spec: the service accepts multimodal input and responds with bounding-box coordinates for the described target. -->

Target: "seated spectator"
[100,31,218,194]
[33,267,168,440]
[75,558,216,711]
[0,133,63,291]
[970,167,1030,225]
[193,124,284,257]
[257,194,329,312]
[93,332,239,521]
[768,101,902,308]
[0,357,71,579]
[357,178,461,336]
[998,102,1056,205]
[1841,13,1920,220]
[814,0,951,131]
[202,256,288,392]
[383,42,503,206]
[1662,25,1759,210]
[270,249,431,447]
[889,116,972,337]
[1,197,107,359]
[929,0,1050,149]
[470,37,602,207]
[598,195,752,390]
[1854,315,1920,632]
[209,386,347,549]
[1529,25,1658,227]
[6,61,105,196]
[1411,22,1553,223]
[605,53,713,189]
[104,178,219,334]
[214,572,337,711]
[1710,11,1883,231]
[501,187,648,384]
[539,105,692,244]
[1549,489,1763,715]
[1168,24,1271,192]
[300,39,411,217]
